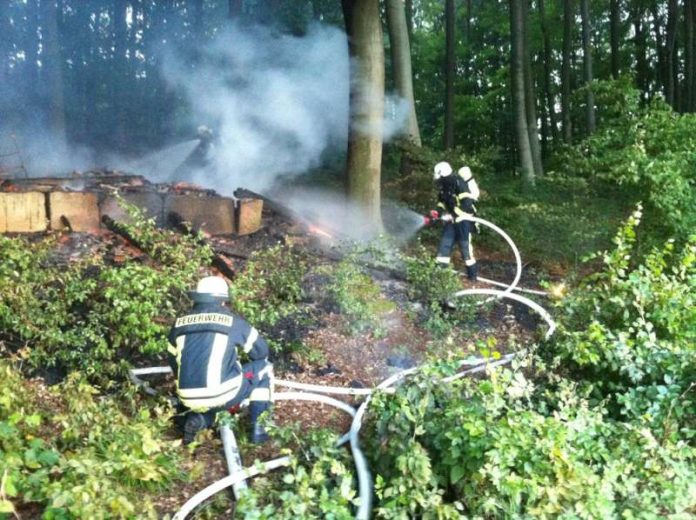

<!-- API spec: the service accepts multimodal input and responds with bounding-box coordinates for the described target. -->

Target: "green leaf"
[450,464,466,484]
[0,500,16,514]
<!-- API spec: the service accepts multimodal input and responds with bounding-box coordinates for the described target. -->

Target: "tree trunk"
[0,1,10,85]
[343,0,385,228]
[633,4,649,101]
[580,0,595,133]
[562,0,573,143]
[522,0,543,176]
[405,0,414,42]
[610,0,620,79]
[666,0,678,107]
[686,0,695,111]
[444,0,455,149]
[510,0,535,183]
[194,0,204,37]
[650,3,667,101]
[229,0,243,19]
[40,0,67,142]
[538,0,558,145]
[385,0,421,146]
[112,0,129,147]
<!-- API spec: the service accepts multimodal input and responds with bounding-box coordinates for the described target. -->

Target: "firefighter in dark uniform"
[431,162,480,281]
[168,276,273,444]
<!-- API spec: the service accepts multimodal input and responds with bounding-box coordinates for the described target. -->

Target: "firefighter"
[168,276,273,444]
[431,162,479,281]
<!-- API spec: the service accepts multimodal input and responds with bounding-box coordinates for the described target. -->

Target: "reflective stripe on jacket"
[167,302,269,411]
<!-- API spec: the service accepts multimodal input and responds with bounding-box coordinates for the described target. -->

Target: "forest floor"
[136,201,555,517]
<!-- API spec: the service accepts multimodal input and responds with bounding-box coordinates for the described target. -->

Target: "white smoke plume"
[159,23,351,195]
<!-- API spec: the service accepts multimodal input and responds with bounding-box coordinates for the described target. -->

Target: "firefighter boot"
[466,263,478,281]
[183,412,213,445]
[249,401,270,444]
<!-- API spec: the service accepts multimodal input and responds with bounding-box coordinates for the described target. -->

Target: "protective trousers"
[436,220,478,280]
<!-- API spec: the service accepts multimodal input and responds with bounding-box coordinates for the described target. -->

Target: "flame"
[307,224,333,239]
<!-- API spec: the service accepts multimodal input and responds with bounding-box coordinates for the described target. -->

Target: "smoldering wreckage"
[0,144,555,519]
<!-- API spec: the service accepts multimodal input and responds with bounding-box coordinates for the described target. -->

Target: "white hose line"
[442,354,516,383]
[453,288,556,339]
[172,456,292,520]
[173,390,361,520]
[128,366,173,396]
[350,365,420,520]
[476,275,549,296]
[275,379,373,396]
[461,215,522,296]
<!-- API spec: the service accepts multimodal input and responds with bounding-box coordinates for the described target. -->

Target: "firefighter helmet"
[190,276,229,303]
[433,161,452,180]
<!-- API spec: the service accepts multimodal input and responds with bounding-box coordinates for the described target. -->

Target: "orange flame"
[307,224,333,239]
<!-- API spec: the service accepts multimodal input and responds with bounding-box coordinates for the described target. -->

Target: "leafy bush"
[365,360,696,519]
[234,426,355,519]
[557,78,696,242]
[0,361,182,518]
[323,255,395,335]
[229,244,307,327]
[546,206,696,436]
[0,199,212,381]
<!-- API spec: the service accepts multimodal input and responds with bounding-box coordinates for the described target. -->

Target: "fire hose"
[128,214,557,519]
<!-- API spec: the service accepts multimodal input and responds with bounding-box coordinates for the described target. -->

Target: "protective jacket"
[167,302,269,412]
[437,171,479,222]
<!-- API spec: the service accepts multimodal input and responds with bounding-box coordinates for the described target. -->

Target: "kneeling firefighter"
[167,276,273,444]
[430,162,479,280]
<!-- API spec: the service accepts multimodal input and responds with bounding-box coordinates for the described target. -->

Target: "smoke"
[159,23,350,195]
[0,127,96,177]
[159,22,411,195]
[1,18,411,200]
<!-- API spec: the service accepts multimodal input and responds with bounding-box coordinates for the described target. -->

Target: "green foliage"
[229,244,307,327]
[322,255,395,336]
[234,427,355,519]
[0,361,182,518]
[404,246,462,305]
[557,79,696,242]
[0,198,212,381]
[547,207,696,437]
[366,360,696,518]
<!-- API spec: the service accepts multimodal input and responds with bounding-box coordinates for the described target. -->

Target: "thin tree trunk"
[0,1,10,86]
[538,0,558,144]
[405,0,413,42]
[562,0,573,143]
[686,0,695,111]
[194,0,204,37]
[610,0,620,79]
[386,0,421,146]
[444,0,455,149]
[40,0,67,142]
[666,0,678,107]
[343,0,385,228]
[510,0,535,183]
[580,0,595,133]
[112,0,129,147]
[633,4,649,101]
[229,0,243,19]
[522,0,543,176]
[650,4,667,100]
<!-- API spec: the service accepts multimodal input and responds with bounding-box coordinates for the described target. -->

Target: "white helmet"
[190,276,229,303]
[433,161,453,180]
[458,166,473,181]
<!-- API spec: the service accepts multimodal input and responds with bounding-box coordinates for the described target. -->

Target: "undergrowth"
[0,199,212,383]
[0,362,183,517]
